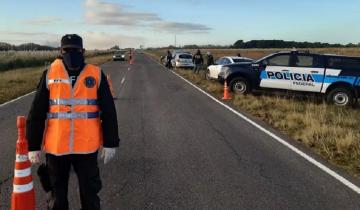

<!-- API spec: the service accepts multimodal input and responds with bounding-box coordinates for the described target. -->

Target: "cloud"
[0,31,61,45]
[20,17,62,25]
[82,31,146,49]
[0,31,49,36]
[84,0,160,26]
[83,0,211,33]
[151,22,212,33]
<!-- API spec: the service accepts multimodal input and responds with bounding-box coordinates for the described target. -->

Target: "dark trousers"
[193,64,202,74]
[46,152,102,210]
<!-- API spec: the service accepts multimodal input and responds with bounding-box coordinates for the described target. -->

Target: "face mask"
[62,51,84,70]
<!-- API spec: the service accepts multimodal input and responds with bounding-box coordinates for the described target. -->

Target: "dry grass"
[146,49,360,178]
[0,54,112,104]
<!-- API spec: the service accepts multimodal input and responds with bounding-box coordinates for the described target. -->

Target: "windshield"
[232,58,252,63]
[179,54,192,59]
[254,53,276,63]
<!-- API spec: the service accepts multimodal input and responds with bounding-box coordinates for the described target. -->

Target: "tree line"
[151,40,360,50]
[0,42,58,51]
[231,40,360,49]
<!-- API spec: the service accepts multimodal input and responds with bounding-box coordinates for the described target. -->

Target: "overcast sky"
[1,0,360,49]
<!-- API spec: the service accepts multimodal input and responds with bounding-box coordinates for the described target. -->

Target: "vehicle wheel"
[205,69,211,80]
[326,87,354,106]
[229,77,251,94]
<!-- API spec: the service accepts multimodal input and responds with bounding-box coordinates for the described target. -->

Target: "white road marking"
[128,67,131,71]
[121,77,126,84]
[147,54,360,194]
[0,91,35,108]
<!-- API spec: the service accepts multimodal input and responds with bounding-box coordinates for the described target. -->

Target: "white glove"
[101,148,116,164]
[28,151,41,164]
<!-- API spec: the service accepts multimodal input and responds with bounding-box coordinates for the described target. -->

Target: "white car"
[206,56,253,79]
[171,53,194,69]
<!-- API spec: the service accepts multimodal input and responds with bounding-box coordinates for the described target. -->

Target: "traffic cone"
[222,81,232,100]
[129,54,135,65]
[106,74,116,98]
[11,116,36,210]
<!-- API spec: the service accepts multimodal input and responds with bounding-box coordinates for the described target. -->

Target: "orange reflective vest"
[43,59,103,155]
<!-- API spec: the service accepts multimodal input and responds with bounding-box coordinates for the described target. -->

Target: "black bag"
[37,163,52,192]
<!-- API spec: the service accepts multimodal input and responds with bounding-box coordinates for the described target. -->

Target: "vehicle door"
[259,53,292,90]
[290,54,325,92]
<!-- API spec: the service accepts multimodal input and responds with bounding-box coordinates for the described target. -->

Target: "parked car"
[171,50,191,58]
[206,56,253,80]
[171,53,194,69]
[218,50,360,106]
[112,50,127,61]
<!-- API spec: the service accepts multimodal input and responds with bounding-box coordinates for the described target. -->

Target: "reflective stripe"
[16,154,28,162]
[47,112,100,119]
[13,182,33,193]
[49,99,98,106]
[14,168,31,178]
[48,78,70,85]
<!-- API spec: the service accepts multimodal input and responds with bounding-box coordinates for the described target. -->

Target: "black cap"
[61,34,83,49]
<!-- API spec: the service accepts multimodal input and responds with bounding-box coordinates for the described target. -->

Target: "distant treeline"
[152,40,360,50]
[232,40,360,48]
[0,42,58,51]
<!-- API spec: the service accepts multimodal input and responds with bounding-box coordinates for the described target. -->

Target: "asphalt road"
[1,53,360,209]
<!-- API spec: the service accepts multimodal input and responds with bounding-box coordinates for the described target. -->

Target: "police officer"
[26,34,120,210]
[192,49,204,74]
[165,50,173,69]
[206,51,214,67]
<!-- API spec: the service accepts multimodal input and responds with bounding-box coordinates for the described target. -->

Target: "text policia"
[266,71,316,87]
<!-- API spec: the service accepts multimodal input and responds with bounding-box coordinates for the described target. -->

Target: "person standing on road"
[26,34,120,210]
[206,51,214,67]
[165,50,173,69]
[192,49,204,74]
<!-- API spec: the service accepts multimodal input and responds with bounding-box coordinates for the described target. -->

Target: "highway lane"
[1,53,360,209]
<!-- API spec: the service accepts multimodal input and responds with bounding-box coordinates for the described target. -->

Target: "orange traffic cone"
[222,81,232,100]
[106,74,116,98]
[11,116,36,210]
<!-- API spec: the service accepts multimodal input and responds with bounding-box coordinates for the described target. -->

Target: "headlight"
[113,55,116,58]
[121,55,125,57]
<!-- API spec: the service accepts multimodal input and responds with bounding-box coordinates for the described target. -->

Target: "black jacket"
[193,53,204,65]
[207,54,214,66]
[26,60,120,151]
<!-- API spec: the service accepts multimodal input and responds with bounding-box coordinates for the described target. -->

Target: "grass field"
[0,54,113,104]
[0,50,113,72]
[146,48,360,178]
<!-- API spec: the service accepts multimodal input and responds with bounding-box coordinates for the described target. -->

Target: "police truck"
[218,50,360,106]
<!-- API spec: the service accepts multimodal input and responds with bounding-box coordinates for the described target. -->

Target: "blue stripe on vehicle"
[355,77,360,86]
[353,77,359,86]
[260,71,267,79]
[311,74,324,83]
[323,76,356,85]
